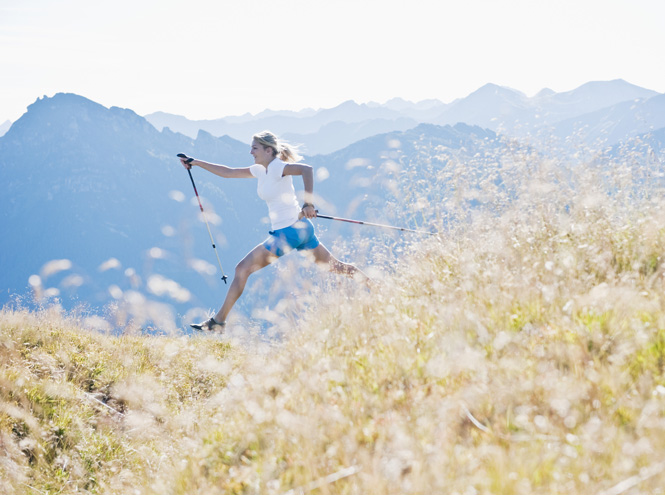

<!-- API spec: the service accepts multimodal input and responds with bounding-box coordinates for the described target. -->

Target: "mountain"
[534,79,658,123]
[432,79,659,133]
[432,84,529,130]
[0,93,261,319]
[554,93,665,146]
[0,119,11,137]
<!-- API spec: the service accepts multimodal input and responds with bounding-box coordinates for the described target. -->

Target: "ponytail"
[278,143,302,163]
[253,130,303,163]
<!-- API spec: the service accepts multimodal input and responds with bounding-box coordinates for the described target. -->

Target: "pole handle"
[177,153,194,164]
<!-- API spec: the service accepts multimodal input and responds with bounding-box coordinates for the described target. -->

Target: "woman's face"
[250,139,275,166]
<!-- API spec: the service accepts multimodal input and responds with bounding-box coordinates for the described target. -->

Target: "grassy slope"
[2,146,665,494]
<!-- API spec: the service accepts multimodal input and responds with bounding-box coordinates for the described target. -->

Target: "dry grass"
[2,141,665,494]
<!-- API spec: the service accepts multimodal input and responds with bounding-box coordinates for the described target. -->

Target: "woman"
[181,130,369,332]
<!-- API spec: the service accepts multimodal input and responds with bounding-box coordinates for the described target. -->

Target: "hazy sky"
[1,0,664,122]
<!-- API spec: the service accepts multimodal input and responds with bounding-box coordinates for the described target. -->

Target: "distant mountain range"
[1,80,664,327]
[143,79,662,154]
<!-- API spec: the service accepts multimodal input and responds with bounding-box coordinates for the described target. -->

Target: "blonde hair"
[252,130,303,163]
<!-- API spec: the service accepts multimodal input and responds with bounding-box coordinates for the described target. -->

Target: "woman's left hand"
[302,205,316,219]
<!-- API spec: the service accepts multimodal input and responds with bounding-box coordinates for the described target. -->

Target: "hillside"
[2,143,665,494]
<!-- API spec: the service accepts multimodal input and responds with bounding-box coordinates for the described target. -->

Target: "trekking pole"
[315,212,438,236]
[177,153,229,283]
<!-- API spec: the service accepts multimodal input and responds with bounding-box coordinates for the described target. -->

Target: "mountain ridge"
[144,79,661,154]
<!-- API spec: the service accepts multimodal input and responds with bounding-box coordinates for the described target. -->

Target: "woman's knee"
[235,259,257,280]
[234,262,247,279]
[236,248,274,279]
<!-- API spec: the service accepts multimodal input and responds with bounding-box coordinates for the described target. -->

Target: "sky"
[1,0,664,123]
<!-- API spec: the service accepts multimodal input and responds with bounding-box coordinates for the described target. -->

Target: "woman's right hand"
[177,153,194,170]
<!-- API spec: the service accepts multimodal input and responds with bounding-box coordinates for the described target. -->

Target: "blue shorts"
[263,218,320,257]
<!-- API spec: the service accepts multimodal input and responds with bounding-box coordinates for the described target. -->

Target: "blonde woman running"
[181,131,369,332]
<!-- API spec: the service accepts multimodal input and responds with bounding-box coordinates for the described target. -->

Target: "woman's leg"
[310,243,370,283]
[214,244,277,323]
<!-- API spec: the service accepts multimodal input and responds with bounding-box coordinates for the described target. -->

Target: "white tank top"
[249,159,300,230]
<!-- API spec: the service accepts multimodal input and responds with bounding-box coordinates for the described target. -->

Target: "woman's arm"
[283,163,316,218]
[180,157,254,179]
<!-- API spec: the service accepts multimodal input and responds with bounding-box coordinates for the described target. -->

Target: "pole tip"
[221,275,229,284]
